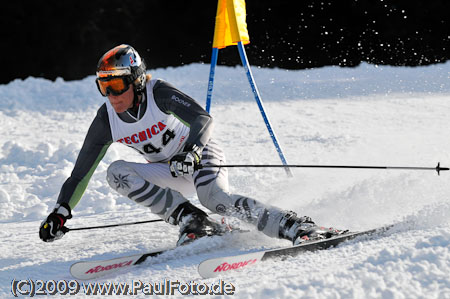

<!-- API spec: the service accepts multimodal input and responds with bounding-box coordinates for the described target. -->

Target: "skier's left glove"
[169,144,202,177]
[39,203,72,242]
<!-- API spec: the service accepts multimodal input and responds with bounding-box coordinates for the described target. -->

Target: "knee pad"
[106,160,146,197]
[106,160,188,221]
[196,182,233,214]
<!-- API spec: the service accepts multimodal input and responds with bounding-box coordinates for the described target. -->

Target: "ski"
[70,247,172,280]
[70,226,390,280]
[198,226,392,278]
[70,228,249,280]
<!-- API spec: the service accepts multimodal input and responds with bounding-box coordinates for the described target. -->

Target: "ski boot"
[279,212,347,245]
[168,202,230,246]
[293,225,348,245]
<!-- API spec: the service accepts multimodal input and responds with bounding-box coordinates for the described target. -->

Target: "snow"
[1,61,450,298]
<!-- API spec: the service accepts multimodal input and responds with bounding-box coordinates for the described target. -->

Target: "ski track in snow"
[0,62,449,298]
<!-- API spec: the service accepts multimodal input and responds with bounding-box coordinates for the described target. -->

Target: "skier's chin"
[112,103,129,113]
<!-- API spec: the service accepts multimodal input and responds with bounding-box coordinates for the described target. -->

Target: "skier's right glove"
[169,143,202,177]
[39,203,72,242]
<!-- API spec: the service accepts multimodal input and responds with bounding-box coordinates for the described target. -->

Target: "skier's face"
[107,84,134,113]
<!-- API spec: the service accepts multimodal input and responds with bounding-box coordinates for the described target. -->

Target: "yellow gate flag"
[212,0,250,49]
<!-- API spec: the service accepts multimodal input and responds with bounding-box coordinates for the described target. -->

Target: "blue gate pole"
[205,47,219,113]
[236,41,292,177]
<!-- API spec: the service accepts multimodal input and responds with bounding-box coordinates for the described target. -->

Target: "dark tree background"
[1,0,449,84]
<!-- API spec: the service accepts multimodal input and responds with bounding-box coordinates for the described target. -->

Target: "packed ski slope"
[1,61,449,298]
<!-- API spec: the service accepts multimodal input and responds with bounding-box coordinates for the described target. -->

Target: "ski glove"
[39,203,72,242]
[169,144,202,177]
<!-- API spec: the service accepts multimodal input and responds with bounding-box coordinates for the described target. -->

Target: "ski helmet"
[95,44,146,97]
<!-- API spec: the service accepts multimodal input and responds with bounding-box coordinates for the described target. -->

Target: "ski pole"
[197,162,448,175]
[66,162,447,232]
[65,211,219,232]
[65,219,164,232]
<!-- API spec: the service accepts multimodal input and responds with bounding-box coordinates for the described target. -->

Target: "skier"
[39,44,342,246]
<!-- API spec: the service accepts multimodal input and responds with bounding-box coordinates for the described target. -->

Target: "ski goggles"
[96,76,131,97]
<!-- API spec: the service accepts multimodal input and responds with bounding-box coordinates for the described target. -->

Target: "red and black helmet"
[95,44,146,97]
